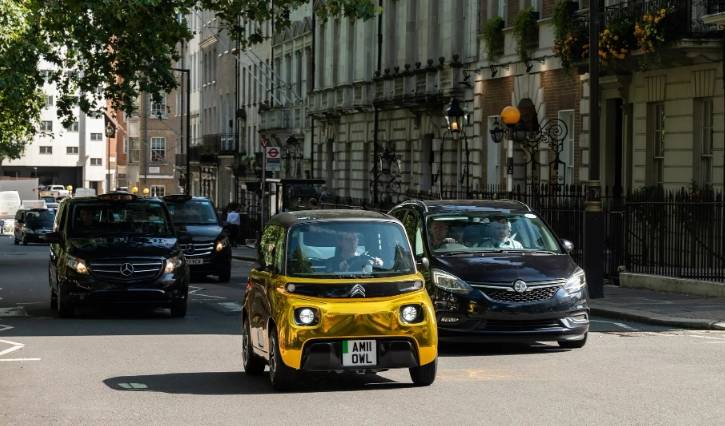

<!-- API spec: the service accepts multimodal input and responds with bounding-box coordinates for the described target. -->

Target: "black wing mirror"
[561,239,574,254]
[417,256,430,272]
[40,231,61,244]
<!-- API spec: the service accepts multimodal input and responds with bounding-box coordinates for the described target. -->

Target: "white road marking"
[0,339,25,357]
[216,302,242,312]
[0,307,27,317]
[15,302,44,305]
[191,293,227,300]
[0,324,13,332]
[117,382,148,390]
[591,319,640,331]
[0,358,41,362]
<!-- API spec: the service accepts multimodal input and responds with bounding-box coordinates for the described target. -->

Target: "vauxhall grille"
[471,279,566,303]
[89,257,164,281]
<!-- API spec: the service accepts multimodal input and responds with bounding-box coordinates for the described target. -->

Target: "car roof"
[270,209,392,227]
[394,199,531,214]
[65,192,164,205]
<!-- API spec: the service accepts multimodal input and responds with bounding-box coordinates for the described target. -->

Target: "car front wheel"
[409,358,437,386]
[268,326,295,391]
[56,285,74,318]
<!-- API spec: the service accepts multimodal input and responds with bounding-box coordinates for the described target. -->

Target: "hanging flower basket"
[634,7,676,53]
[598,17,636,64]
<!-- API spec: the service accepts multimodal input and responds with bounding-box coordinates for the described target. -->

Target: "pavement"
[232,245,725,330]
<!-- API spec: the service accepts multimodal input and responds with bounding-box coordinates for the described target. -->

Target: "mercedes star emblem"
[349,284,366,298]
[120,263,135,277]
[513,280,527,293]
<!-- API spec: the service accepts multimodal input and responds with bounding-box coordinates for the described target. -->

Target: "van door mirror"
[40,231,61,244]
[417,256,430,272]
[561,239,574,254]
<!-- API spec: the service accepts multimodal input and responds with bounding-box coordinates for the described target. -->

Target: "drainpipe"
[372,0,382,205]
[310,0,315,178]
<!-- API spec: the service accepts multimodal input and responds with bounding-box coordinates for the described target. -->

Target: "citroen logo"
[349,284,366,298]
[513,280,527,293]
[120,263,135,277]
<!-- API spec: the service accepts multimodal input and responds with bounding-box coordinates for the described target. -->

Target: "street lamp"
[445,98,465,134]
[443,98,468,198]
[490,106,521,192]
[143,188,150,197]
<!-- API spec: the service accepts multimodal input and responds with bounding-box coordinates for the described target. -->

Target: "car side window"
[274,227,286,273]
[413,214,425,257]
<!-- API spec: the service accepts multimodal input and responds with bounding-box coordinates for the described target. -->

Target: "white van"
[0,191,22,233]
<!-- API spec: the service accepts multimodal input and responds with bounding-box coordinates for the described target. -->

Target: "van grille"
[90,257,164,281]
[180,241,214,257]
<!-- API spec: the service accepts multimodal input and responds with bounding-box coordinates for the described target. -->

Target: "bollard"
[584,182,604,298]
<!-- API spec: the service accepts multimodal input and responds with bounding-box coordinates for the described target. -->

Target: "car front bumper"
[432,286,590,343]
[62,270,189,306]
[274,290,438,371]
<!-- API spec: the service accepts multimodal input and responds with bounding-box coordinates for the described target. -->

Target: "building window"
[129,137,141,163]
[40,121,53,132]
[646,102,665,187]
[90,158,102,166]
[90,132,103,141]
[151,185,165,197]
[151,94,167,118]
[151,137,166,162]
[39,146,53,154]
[66,146,79,154]
[65,121,79,132]
[44,95,54,108]
[497,0,508,22]
[557,110,575,185]
[694,98,713,188]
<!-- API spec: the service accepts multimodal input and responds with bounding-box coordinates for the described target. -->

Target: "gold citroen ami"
[241,210,438,390]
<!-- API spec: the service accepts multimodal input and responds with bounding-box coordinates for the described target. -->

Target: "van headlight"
[165,256,183,273]
[294,307,319,326]
[400,305,424,324]
[431,269,473,294]
[564,269,586,295]
[215,237,229,252]
[67,255,88,274]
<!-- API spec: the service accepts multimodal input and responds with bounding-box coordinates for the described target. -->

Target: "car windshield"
[427,212,563,254]
[166,200,218,225]
[25,210,54,228]
[69,202,174,237]
[286,221,415,278]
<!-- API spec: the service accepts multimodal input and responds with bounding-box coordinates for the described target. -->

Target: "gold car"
[241,210,438,390]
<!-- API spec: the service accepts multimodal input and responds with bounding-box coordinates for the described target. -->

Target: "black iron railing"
[318,185,725,284]
[603,0,716,36]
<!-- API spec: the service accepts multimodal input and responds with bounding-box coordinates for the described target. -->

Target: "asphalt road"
[1,236,724,425]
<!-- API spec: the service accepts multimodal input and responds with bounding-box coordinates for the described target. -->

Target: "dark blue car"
[389,200,589,348]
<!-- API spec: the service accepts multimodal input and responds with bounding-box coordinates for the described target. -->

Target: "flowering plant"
[635,8,673,53]
[552,0,588,70]
[598,18,636,64]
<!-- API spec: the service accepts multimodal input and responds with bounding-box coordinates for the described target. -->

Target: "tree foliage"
[0,0,378,154]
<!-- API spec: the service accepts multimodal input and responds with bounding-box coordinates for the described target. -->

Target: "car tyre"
[13,238,18,245]
[56,285,74,318]
[558,333,587,349]
[268,326,295,391]
[218,264,231,283]
[170,299,187,318]
[409,358,437,386]
[241,317,265,375]
[21,235,27,245]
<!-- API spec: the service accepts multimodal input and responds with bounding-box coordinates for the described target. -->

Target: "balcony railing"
[603,0,718,36]
[706,0,725,13]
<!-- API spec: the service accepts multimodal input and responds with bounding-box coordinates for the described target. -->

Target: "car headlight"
[165,255,183,273]
[293,307,319,326]
[67,255,88,274]
[431,269,473,294]
[564,269,586,295]
[215,237,229,252]
[400,304,424,324]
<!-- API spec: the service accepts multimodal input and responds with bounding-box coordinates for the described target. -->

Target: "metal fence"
[318,185,725,283]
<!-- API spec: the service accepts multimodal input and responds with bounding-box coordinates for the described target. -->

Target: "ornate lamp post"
[444,98,467,198]
[489,106,521,192]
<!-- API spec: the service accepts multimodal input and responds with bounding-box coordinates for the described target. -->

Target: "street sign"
[265,146,280,160]
[267,159,281,172]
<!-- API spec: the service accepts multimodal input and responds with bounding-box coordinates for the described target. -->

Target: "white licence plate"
[186,258,204,265]
[342,340,377,367]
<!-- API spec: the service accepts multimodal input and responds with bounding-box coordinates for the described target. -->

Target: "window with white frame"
[557,110,575,185]
[90,132,103,141]
[90,158,102,166]
[151,137,166,162]
[646,102,665,186]
[66,146,79,154]
[39,146,52,154]
[487,116,503,187]
[497,0,508,22]
[694,98,713,188]
[129,137,141,163]
[151,185,166,197]
[40,120,53,132]
[65,121,79,132]
[151,94,167,118]
[44,95,54,107]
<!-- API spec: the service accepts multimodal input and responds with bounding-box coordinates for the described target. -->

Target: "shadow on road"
[103,371,413,395]
[439,341,567,357]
